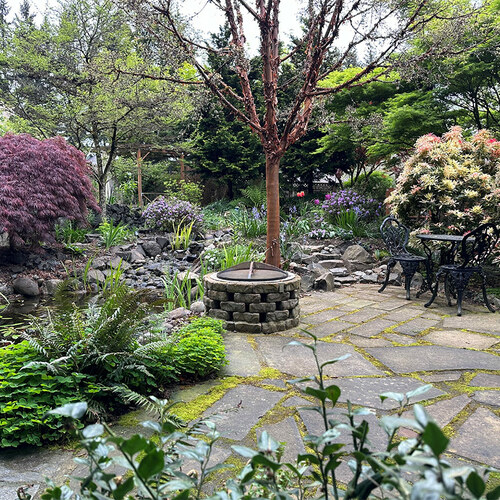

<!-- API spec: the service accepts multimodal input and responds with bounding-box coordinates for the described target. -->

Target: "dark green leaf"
[466,471,486,498]
[137,449,165,479]
[421,422,449,456]
[487,484,500,500]
[112,476,134,500]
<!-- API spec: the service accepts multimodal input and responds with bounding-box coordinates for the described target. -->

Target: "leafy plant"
[164,178,203,205]
[39,331,500,499]
[230,206,267,238]
[143,196,204,232]
[0,341,100,447]
[172,318,227,379]
[334,208,368,237]
[96,220,135,248]
[55,220,89,244]
[170,218,195,250]
[116,172,137,205]
[0,134,99,248]
[240,180,267,208]
[23,285,159,392]
[344,170,395,201]
[162,269,202,311]
[388,127,500,234]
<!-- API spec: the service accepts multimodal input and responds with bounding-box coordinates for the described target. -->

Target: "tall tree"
[124,0,480,267]
[0,0,194,208]
[0,0,9,47]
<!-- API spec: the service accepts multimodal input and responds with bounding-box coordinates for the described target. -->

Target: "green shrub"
[177,316,226,337]
[0,341,100,447]
[164,178,203,205]
[345,170,394,201]
[173,326,227,379]
[55,220,89,244]
[96,220,135,248]
[240,180,267,208]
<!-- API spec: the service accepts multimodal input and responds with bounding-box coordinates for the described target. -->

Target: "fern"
[111,386,185,428]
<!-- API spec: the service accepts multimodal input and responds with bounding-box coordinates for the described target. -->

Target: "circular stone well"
[203,272,301,334]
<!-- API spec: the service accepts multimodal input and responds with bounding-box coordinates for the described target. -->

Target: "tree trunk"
[98,181,107,218]
[265,153,281,267]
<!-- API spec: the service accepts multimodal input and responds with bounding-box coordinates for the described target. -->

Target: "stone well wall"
[203,273,301,333]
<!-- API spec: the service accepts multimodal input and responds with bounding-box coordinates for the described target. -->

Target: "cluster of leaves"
[0,341,101,447]
[163,179,204,206]
[143,196,204,233]
[0,134,99,248]
[136,317,227,385]
[230,206,268,238]
[39,332,500,500]
[96,220,135,248]
[201,243,265,272]
[344,171,395,202]
[388,127,500,233]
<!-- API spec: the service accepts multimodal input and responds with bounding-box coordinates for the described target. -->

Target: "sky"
[7,0,306,54]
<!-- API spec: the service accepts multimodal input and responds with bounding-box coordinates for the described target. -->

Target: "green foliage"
[162,270,202,311]
[96,220,135,248]
[40,333,498,499]
[201,243,265,272]
[164,178,203,205]
[0,341,99,447]
[116,172,137,205]
[173,318,227,379]
[170,218,195,250]
[230,206,267,238]
[388,127,500,233]
[344,171,395,202]
[240,181,267,208]
[334,209,368,237]
[24,285,158,392]
[55,220,89,244]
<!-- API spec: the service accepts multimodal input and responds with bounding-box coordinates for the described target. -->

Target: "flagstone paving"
[1,284,500,498]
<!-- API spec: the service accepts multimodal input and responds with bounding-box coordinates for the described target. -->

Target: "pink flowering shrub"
[387,126,500,234]
[0,134,99,248]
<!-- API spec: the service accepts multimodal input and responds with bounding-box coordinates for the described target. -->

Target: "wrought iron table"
[416,233,472,301]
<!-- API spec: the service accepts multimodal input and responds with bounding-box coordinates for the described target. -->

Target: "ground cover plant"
[388,127,500,234]
[0,134,99,248]
[0,285,227,448]
[37,332,500,500]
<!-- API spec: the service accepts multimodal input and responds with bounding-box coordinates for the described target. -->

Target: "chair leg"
[444,273,452,307]
[425,269,443,308]
[378,259,395,294]
[416,258,432,298]
[480,270,496,313]
[457,287,464,317]
[400,260,420,301]
[405,272,412,300]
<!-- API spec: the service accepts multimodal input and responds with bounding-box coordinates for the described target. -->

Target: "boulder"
[0,232,9,248]
[300,274,315,292]
[342,244,374,271]
[307,262,328,279]
[86,269,106,284]
[190,301,205,314]
[13,277,40,297]
[142,240,162,257]
[314,272,336,291]
[169,307,191,320]
[156,236,170,249]
[44,279,63,295]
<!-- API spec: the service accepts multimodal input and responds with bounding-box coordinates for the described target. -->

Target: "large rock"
[314,272,336,291]
[13,277,40,297]
[342,244,374,271]
[86,269,105,284]
[44,279,63,295]
[307,262,328,278]
[141,240,162,257]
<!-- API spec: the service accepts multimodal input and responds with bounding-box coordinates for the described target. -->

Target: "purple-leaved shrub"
[0,134,99,248]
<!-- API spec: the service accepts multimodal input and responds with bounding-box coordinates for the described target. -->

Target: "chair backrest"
[461,223,500,267]
[380,216,410,256]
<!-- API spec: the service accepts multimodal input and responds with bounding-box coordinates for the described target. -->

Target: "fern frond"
[21,333,49,358]
[135,340,174,356]
[20,360,64,375]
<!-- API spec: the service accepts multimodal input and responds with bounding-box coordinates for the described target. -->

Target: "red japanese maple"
[0,134,99,248]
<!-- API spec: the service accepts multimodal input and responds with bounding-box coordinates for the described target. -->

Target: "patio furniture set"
[378,217,500,316]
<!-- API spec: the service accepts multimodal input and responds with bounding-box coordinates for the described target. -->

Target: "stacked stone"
[203,273,301,333]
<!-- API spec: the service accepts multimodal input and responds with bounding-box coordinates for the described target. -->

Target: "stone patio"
[1,284,500,498]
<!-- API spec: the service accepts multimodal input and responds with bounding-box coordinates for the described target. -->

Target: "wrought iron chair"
[378,217,430,300]
[425,223,499,316]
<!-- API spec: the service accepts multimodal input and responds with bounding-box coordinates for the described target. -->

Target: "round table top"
[416,233,466,242]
